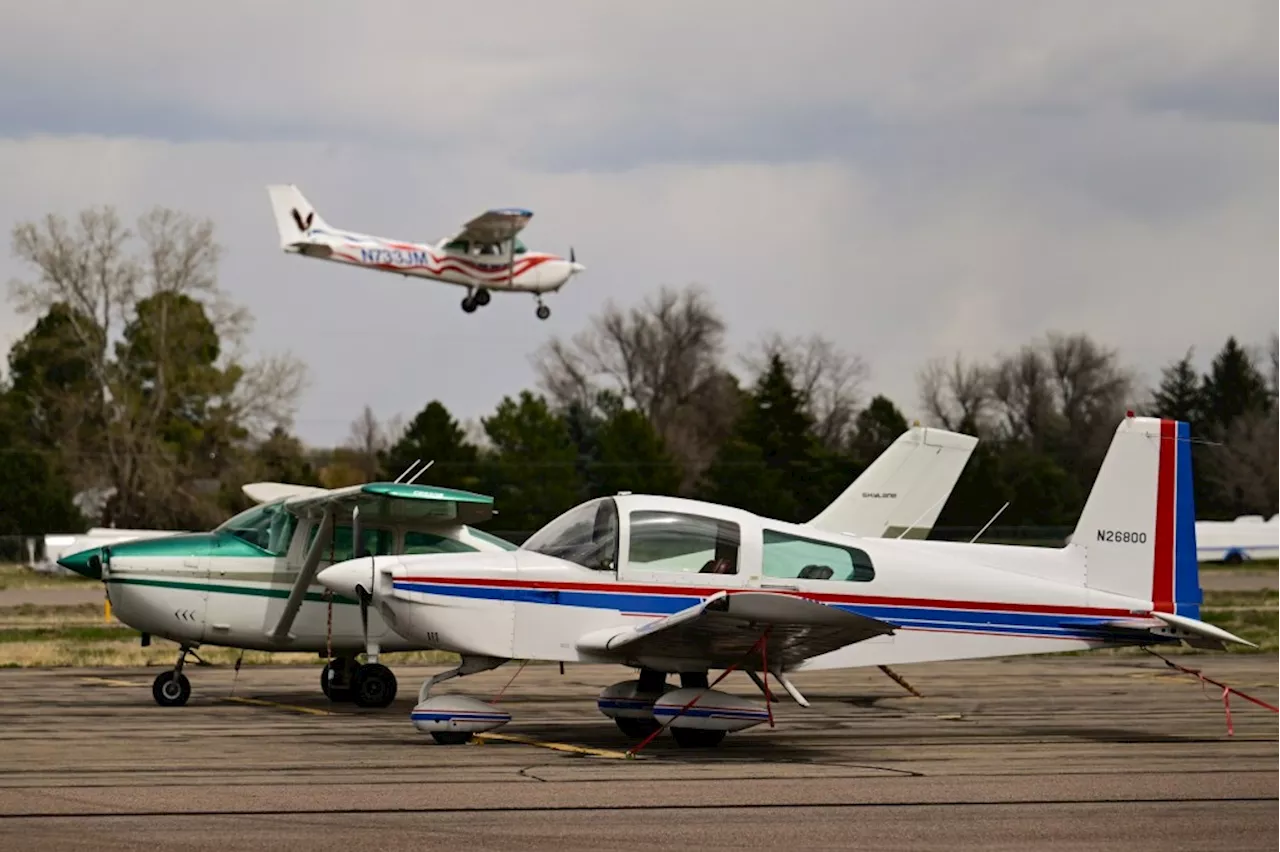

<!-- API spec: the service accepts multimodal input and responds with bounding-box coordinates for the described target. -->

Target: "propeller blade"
[570,246,575,264]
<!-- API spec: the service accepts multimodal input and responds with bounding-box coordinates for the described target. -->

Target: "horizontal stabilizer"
[1153,610,1257,649]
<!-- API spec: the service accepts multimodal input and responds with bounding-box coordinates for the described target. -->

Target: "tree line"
[2,205,1276,541]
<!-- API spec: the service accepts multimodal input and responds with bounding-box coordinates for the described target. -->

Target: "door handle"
[760,583,798,591]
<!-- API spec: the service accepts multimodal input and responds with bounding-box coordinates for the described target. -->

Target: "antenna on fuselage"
[894,492,950,540]
[406,460,434,485]
[968,501,1010,544]
[393,460,423,483]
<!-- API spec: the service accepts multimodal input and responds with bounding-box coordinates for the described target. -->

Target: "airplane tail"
[806,426,978,539]
[1070,415,1202,619]
[266,184,330,249]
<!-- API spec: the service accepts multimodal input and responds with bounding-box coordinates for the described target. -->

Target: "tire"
[461,296,478,313]
[1224,551,1244,566]
[670,727,726,749]
[475,288,491,306]
[152,671,191,707]
[614,716,661,739]
[431,731,474,745]
[351,663,398,708]
[536,304,551,320]
[321,659,355,702]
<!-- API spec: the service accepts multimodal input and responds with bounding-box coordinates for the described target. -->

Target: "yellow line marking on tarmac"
[81,677,146,687]
[473,731,636,760]
[220,696,334,716]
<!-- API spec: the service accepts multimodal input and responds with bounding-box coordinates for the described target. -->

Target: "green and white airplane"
[57,424,978,710]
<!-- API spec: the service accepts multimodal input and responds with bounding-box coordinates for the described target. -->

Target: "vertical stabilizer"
[1071,416,1201,618]
[266,184,330,249]
[807,426,977,539]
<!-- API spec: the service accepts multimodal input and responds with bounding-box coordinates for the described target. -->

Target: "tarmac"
[0,654,1275,851]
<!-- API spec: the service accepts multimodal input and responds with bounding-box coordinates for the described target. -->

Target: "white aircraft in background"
[57,425,977,710]
[266,185,585,320]
[1195,514,1279,564]
[316,415,1252,748]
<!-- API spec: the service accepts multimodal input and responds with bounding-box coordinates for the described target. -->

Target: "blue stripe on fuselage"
[392,581,1125,641]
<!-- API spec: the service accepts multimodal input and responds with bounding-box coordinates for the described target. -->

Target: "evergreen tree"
[255,426,322,487]
[592,408,683,498]
[1149,349,1203,425]
[480,391,584,537]
[849,395,910,467]
[0,392,85,537]
[1200,337,1269,434]
[381,401,481,491]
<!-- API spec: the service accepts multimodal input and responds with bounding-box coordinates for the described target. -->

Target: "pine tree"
[1149,349,1203,425]
[1200,337,1269,434]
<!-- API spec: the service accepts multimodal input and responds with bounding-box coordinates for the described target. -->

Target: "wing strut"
[267,507,335,642]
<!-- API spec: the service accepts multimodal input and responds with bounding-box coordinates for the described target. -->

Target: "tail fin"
[807,426,977,539]
[1071,415,1201,618]
[266,184,329,249]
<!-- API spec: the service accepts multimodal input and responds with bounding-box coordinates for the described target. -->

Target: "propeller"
[570,246,576,264]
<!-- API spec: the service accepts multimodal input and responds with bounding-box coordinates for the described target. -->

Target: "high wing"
[258,481,496,642]
[576,591,897,672]
[446,208,534,245]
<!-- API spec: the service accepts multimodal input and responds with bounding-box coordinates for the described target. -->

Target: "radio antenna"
[969,501,1010,544]
[407,460,435,485]
[393,460,422,483]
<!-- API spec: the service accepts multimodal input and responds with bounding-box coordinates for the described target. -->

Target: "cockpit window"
[627,510,740,575]
[216,501,297,557]
[521,498,618,570]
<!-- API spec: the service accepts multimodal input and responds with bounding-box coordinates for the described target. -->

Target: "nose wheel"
[535,302,550,320]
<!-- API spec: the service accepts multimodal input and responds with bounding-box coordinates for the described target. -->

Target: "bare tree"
[916,354,992,434]
[532,284,734,487]
[7,205,307,526]
[742,332,868,450]
[344,405,395,481]
[1202,409,1280,517]
[989,344,1059,448]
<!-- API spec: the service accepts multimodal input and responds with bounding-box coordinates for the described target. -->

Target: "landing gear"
[152,648,194,707]
[321,656,358,702]
[462,288,491,313]
[671,727,727,749]
[411,655,510,743]
[614,716,661,738]
[535,301,551,320]
[351,662,398,708]
[430,731,474,746]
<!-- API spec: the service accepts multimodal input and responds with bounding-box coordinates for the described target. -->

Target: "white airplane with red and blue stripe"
[267,185,584,320]
[316,414,1252,749]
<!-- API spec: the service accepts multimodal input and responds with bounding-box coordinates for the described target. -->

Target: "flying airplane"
[56,425,977,710]
[315,415,1252,748]
[266,184,585,320]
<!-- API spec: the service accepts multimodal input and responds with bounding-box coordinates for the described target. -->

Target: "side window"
[522,498,617,570]
[308,524,393,562]
[627,511,740,574]
[762,530,875,582]
[404,531,478,555]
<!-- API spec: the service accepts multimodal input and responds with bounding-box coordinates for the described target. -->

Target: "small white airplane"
[266,185,585,320]
[56,426,977,710]
[1195,514,1279,564]
[315,415,1252,748]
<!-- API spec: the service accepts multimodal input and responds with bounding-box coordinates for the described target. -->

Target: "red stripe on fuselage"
[395,575,1139,618]
[1151,419,1176,612]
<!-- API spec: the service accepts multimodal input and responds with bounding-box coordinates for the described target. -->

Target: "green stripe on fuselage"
[106,576,359,606]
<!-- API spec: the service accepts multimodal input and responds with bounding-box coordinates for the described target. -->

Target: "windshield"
[215,501,297,557]
[521,498,617,570]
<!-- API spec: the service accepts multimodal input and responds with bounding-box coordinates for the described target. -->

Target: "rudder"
[266,184,328,249]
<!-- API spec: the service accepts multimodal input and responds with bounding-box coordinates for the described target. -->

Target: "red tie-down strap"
[1143,648,1278,736]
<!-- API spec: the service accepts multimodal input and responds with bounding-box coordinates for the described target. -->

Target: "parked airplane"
[56,426,976,710]
[1196,514,1279,564]
[266,185,585,320]
[315,415,1252,748]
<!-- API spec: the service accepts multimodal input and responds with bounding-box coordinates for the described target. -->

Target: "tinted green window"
[308,524,393,562]
[762,530,875,582]
[627,510,740,574]
[404,531,478,555]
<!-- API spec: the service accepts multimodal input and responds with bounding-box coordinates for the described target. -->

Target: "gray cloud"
[1,1,1275,446]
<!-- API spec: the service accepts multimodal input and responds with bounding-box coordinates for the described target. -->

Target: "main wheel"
[321,658,356,702]
[475,288,491,306]
[670,727,726,749]
[152,671,191,707]
[614,716,661,739]
[461,296,478,313]
[431,731,474,745]
[536,304,551,320]
[351,663,398,708]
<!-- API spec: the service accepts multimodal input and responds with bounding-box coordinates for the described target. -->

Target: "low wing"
[448,208,534,245]
[576,591,897,670]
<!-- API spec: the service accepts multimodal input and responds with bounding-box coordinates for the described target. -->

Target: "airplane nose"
[317,561,371,599]
[569,261,586,274]
[58,547,103,580]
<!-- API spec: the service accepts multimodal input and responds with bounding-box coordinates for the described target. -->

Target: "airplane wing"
[447,208,534,245]
[576,591,897,671]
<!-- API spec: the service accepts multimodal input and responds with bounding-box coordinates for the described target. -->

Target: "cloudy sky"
[1,1,1275,446]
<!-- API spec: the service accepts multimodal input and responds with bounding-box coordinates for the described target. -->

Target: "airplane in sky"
[314,415,1253,748]
[56,425,978,710]
[266,185,585,320]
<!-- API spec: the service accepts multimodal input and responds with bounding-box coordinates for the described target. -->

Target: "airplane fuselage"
[293,226,578,295]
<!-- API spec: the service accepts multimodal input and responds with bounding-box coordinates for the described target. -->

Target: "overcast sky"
[1,1,1275,446]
